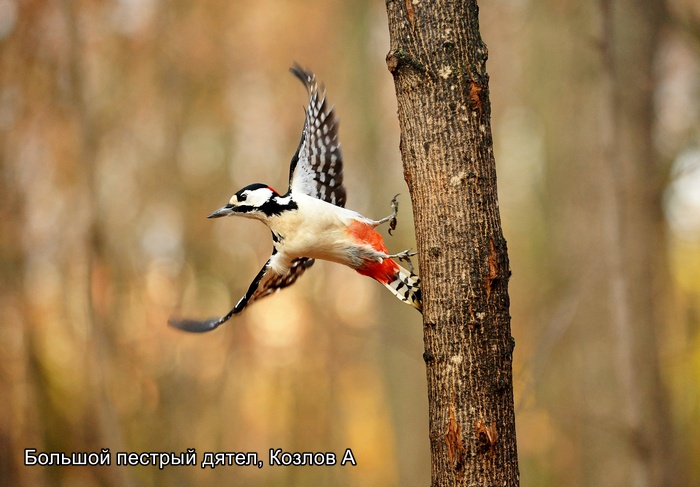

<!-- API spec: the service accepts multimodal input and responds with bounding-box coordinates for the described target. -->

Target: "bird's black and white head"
[208,183,297,221]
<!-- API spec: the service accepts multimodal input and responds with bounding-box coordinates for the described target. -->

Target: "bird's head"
[208,183,294,220]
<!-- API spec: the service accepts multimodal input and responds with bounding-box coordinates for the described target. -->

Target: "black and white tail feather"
[386,266,422,313]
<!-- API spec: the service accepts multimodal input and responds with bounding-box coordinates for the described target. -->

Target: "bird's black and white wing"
[288,64,346,208]
[244,256,315,306]
[169,257,314,333]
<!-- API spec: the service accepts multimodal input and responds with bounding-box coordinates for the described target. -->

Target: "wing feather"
[288,64,346,207]
[168,256,314,333]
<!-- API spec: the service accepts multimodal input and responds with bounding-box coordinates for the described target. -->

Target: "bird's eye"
[238,193,247,201]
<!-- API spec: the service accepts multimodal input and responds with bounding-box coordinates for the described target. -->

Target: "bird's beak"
[207,204,235,219]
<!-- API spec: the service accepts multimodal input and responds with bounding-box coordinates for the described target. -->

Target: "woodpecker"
[169,65,422,333]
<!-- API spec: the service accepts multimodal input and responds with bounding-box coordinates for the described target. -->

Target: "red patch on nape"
[267,185,279,195]
[348,221,399,284]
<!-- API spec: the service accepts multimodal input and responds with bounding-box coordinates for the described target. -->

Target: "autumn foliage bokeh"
[1,1,700,486]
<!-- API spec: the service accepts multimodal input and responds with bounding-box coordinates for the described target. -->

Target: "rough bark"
[385,1,519,485]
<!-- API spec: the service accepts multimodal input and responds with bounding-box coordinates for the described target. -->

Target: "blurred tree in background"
[0,0,699,486]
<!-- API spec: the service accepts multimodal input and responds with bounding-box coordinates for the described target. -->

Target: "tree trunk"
[385,1,519,486]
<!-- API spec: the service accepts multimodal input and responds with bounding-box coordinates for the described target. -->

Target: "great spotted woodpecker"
[169,65,422,333]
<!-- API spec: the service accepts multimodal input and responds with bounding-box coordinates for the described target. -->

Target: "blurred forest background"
[1,0,699,486]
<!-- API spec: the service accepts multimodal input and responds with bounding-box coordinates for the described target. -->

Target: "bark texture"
[385,1,519,485]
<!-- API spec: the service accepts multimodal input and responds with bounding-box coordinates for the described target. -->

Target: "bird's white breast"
[267,194,367,271]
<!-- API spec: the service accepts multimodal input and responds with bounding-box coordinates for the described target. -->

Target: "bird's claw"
[388,193,400,236]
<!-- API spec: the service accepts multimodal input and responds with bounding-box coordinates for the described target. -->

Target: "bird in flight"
[169,65,422,333]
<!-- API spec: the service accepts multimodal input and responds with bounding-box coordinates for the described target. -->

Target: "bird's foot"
[373,194,400,235]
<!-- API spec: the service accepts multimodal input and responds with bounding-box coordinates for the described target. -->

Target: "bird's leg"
[385,248,417,260]
[371,194,400,235]
[401,253,416,274]
[384,248,417,273]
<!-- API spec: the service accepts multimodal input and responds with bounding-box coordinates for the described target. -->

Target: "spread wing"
[169,257,315,333]
[288,64,346,208]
